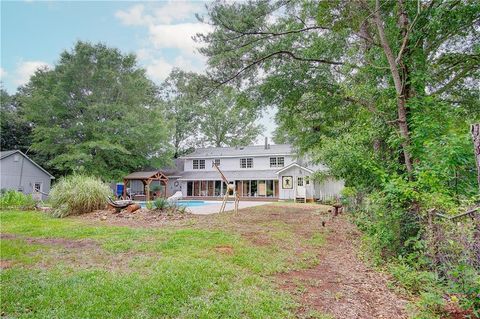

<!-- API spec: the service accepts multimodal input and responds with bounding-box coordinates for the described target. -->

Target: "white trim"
[275,162,314,175]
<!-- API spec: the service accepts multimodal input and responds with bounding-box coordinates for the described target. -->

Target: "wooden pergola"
[123,171,169,201]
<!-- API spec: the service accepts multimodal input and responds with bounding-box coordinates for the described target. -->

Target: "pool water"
[137,200,213,208]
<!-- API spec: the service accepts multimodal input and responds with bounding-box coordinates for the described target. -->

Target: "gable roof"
[0,150,55,179]
[275,162,314,175]
[123,170,168,181]
[181,144,294,159]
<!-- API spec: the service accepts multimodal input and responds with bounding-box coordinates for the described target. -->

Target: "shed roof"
[0,150,55,179]
[123,171,168,180]
[180,144,294,159]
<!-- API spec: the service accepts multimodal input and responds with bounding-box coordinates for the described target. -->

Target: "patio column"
[123,179,127,199]
[145,179,151,201]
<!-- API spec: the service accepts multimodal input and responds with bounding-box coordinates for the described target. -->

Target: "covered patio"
[123,171,169,201]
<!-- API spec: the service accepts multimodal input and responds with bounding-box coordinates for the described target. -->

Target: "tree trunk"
[471,123,480,190]
[373,0,414,176]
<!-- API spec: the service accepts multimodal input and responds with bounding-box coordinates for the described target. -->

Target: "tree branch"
[214,50,343,87]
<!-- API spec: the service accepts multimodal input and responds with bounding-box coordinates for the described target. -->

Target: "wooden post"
[145,179,151,201]
[471,123,480,191]
[123,179,127,199]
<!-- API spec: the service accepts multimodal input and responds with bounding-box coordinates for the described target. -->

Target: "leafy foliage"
[198,0,480,316]
[198,86,263,147]
[153,198,170,210]
[49,174,111,218]
[20,41,172,180]
[0,89,32,153]
[0,190,35,210]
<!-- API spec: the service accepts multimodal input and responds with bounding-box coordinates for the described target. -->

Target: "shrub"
[153,198,169,210]
[145,201,154,210]
[49,175,111,218]
[0,190,35,210]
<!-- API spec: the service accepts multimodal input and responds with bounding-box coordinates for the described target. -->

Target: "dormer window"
[240,158,253,168]
[193,159,205,170]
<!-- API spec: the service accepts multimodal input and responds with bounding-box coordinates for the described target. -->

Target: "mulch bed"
[77,208,195,228]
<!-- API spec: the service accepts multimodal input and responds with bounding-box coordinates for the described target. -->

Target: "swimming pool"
[136,200,214,208]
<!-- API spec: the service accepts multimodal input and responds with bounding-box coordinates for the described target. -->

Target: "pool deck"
[187,201,270,215]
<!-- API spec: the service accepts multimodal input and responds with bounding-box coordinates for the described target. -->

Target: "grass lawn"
[0,204,331,318]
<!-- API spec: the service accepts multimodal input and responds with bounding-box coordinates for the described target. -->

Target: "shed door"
[296,177,306,197]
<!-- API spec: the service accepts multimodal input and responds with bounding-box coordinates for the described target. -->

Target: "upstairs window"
[270,157,285,168]
[193,159,205,169]
[240,158,253,168]
[213,158,221,167]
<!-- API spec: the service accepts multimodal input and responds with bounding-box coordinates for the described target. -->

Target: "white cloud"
[148,22,211,55]
[115,4,152,26]
[115,2,203,27]
[145,58,173,82]
[116,2,211,83]
[0,67,7,79]
[145,55,205,82]
[14,60,50,86]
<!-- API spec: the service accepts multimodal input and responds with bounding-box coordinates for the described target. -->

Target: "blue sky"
[0,0,276,141]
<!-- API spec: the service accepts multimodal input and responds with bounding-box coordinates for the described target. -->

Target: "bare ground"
[5,204,409,317]
[195,203,409,318]
[276,214,408,319]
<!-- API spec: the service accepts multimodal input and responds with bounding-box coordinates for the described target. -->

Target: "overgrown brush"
[0,190,35,210]
[343,186,480,317]
[49,174,111,218]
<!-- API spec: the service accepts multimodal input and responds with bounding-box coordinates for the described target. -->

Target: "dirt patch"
[214,246,234,254]
[76,208,195,228]
[277,215,408,319]
[0,260,13,269]
[1,233,98,249]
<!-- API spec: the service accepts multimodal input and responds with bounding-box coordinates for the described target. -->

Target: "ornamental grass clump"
[50,174,111,218]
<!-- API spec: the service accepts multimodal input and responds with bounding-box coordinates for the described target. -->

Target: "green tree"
[199,86,263,147]
[198,0,479,195]
[20,41,171,180]
[161,69,202,157]
[0,88,32,153]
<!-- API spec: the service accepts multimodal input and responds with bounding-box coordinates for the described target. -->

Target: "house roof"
[180,144,294,159]
[275,162,314,174]
[0,150,55,179]
[0,150,18,159]
[124,171,168,181]
[160,158,184,177]
[177,170,278,181]
[275,162,329,174]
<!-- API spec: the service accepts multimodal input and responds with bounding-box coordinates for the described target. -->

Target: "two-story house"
[164,142,344,202]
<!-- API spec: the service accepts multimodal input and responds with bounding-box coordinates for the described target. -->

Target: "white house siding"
[167,178,182,197]
[315,178,345,200]
[183,155,295,172]
[174,144,345,201]
[277,165,314,200]
[0,153,53,200]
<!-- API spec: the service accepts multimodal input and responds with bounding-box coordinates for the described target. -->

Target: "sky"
[0,0,276,142]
